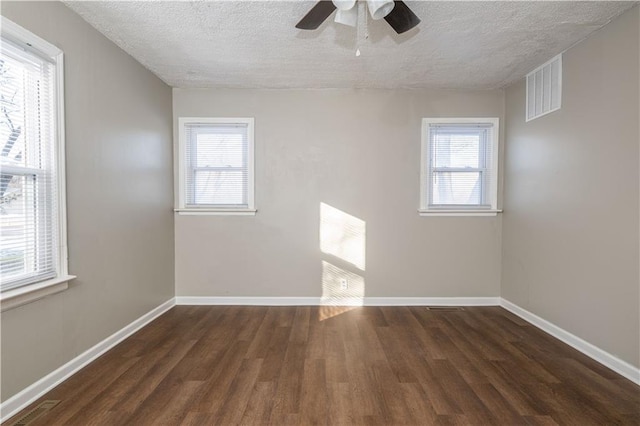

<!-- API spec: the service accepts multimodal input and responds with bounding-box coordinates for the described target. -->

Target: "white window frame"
[419,117,501,217]
[176,117,256,216]
[0,17,75,311]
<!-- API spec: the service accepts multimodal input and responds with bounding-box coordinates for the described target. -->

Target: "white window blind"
[180,119,255,212]
[421,118,499,214]
[0,37,59,291]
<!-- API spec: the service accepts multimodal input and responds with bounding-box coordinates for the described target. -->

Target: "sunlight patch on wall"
[320,261,364,320]
[320,202,366,271]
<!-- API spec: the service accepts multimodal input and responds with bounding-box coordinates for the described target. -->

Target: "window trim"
[176,117,256,215]
[419,117,501,217]
[0,17,75,311]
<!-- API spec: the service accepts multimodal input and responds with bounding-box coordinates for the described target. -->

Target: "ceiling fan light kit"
[296,0,421,34]
[366,0,395,20]
[333,0,357,11]
[335,8,358,27]
[335,6,358,27]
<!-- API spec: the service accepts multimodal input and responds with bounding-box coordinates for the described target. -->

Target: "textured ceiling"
[63,1,636,89]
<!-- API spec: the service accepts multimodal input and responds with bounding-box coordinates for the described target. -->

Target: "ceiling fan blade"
[384,1,421,34]
[295,1,338,30]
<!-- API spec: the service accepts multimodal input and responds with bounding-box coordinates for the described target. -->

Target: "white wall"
[173,89,504,300]
[502,6,639,368]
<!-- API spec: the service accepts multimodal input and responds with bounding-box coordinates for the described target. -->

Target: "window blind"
[0,37,59,291]
[427,123,495,208]
[184,123,249,208]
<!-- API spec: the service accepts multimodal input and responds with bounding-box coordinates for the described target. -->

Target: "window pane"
[431,171,482,205]
[0,174,36,281]
[0,50,27,168]
[196,132,245,168]
[433,131,481,168]
[193,170,245,206]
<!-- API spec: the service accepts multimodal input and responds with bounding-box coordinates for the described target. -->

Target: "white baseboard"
[0,298,176,423]
[500,298,640,386]
[176,296,322,306]
[364,297,500,306]
[175,296,501,306]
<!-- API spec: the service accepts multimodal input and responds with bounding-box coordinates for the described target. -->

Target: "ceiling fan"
[296,0,421,34]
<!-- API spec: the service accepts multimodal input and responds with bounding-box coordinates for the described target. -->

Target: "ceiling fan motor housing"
[296,0,420,34]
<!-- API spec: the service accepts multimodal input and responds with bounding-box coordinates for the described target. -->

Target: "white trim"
[177,118,187,209]
[419,209,502,217]
[175,296,501,306]
[176,117,255,212]
[246,118,255,209]
[0,275,75,312]
[500,298,640,386]
[0,299,175,423]
[175,208,257,216]
[419,118,428,210]
[364,297,500,306]
[0,17,62,57]
[420,117,500,214]
[55,50,69,282]
[177,297,322,306]
[0,165,46,175]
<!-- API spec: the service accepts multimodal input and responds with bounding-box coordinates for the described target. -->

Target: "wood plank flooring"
[6,306,640,425]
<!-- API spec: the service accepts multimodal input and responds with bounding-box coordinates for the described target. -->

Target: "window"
[420,118,500,216]
[177,118,255,215]
[0,18,73,308]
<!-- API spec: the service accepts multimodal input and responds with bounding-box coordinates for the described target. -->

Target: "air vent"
[526,54,562,121]
[9,400,60,426]
[426,307,465,311]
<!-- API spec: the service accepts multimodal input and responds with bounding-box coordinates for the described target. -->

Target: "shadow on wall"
[319,202,366,320]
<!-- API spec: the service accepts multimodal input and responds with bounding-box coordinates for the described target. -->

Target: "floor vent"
[10,400,60,426]
[426,307,465,311]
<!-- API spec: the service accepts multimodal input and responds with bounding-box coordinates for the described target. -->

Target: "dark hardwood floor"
[6,306,640,425]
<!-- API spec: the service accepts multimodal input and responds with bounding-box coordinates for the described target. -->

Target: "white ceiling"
[63,1,636,89]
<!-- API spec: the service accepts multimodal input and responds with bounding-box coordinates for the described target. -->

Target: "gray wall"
[502,7,639,367]
[0,2,175,400]
[174,89,504,299]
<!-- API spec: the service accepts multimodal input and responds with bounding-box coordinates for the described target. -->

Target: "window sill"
[175,208,257,216]
[0,275,76,312]
[419,209,502,217]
